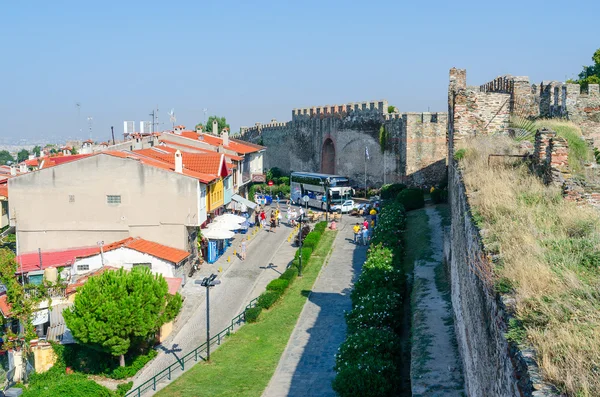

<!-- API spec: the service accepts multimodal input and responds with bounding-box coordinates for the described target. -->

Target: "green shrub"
[396,188,424,211]
[266,278,289,293]
[314,221,327,234]
[333,328,403,397]
[301,233,320,250]
[116,381,134,396]
[23,368,114,397]
[430,188,448,204]
[454,148,467,160]
[279,177,290,185]
[258,290,282,309]
[294,247,313,264]
[245,306,262,323]
[352,267,404,305]
[109,349,158,379]
[370,203,406,250]
[345,289,403,333]
[279,267,298,283]
[380,183,406,200]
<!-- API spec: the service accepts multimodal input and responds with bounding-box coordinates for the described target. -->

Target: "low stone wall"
[447,162,559,397]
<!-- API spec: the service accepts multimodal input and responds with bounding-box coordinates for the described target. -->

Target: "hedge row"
[246,222,328,322]
[333,202,408,397]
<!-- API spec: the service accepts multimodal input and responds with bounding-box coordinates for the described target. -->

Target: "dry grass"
[458,136,600,396]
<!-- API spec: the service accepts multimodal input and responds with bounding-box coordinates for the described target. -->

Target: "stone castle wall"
[447,68,560,397]
[480,75,600,143]
[240,102,447,188]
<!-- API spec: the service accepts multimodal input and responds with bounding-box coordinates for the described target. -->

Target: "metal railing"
[126,297,259,397]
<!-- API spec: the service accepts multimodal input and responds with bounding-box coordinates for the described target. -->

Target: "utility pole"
[111,126,115,145]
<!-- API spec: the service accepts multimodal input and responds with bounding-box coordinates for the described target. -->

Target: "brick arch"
[321,138,335,174]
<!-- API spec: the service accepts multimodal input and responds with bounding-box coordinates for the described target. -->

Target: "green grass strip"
[157,230,338,397]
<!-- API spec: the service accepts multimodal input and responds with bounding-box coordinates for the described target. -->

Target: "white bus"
[290,172,354,209]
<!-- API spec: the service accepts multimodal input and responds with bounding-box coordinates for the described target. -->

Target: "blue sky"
[1,0,598,143]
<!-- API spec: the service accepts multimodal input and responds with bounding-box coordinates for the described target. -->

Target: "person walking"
[254,211,259,228]
[362,225,369,245]
[370,207,378,227]
[260,209,267,229]
[353,222,361,244]
[240,240,247,261]
[270,211,277,232]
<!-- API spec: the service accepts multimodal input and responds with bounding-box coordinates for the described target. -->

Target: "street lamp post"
[196,274,221,361]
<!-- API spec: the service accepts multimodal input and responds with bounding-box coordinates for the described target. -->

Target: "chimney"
[196,125,203,133]
[19,164,27,173]
[10,165,16,176]
[174,150,183,173]
[28,154,35,160]
[222,128,229,146]
[212,120,218,136]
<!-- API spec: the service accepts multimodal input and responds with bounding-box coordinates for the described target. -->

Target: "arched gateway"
[321,138,335,174]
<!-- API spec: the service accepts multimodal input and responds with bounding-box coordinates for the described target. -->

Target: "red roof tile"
[0,294,12,317]
[166,131,263,155]
[17,237,189,274]
[16,246,100,274]
[0,183,7,198]
[103,151,218,184]
[158,139,244,161]
[134,148,228,178]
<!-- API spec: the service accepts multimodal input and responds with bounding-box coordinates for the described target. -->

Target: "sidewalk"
[131,211,299,395]
[263,216,367,397]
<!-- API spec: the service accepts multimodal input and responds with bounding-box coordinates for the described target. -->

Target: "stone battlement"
[292,100,388,120]
[384,112,447,124]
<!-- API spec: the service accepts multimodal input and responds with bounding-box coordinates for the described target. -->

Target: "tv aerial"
[168,108,176,129]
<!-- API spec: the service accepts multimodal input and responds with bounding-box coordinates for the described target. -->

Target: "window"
[69,194,75,203]
[77,264,89,272]
[107,195,121,204]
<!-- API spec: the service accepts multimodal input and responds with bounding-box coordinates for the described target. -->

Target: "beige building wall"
[9,154,201,253]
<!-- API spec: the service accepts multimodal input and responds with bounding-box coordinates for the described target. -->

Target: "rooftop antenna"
[76,102,81,135]
[168,108,176,129]
[203,108,208,125]
[87,116,93,140]
[149,108,156,133]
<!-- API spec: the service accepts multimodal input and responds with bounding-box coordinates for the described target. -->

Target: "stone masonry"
[239,101,447,188]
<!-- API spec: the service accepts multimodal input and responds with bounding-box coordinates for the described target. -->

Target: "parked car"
[331,200,358,214]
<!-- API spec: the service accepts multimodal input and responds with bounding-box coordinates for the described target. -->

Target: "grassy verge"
[157,230,337,397]
[458,136,600,396]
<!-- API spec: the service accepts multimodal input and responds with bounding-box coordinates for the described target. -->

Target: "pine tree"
[64,267,182,366]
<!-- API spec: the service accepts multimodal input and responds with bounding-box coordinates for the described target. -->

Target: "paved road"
[263,215,367,397]
[131,210,299,395]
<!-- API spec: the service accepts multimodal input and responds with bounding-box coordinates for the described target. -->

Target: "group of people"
[286,205,304,226]
[253,206,282,232]
[352,205,378,245]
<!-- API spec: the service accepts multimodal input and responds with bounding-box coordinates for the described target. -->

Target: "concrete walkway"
[411,206,464,396]
[263,216,367,397]
[131,210,299,395]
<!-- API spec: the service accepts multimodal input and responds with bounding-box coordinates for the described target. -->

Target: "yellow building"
[208,178,224,213]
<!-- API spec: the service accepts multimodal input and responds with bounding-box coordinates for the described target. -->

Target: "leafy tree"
[204,116,230,134]
[70,147,78,155]
[387,105,396,113]
[17,149,30,163]
[0,150,14,165]
[64,267,182,367]
[570,48,600,90]
[32,145,41,157]
[50,148,58,154]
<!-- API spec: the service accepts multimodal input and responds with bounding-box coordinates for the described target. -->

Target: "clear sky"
[1,0,598,144]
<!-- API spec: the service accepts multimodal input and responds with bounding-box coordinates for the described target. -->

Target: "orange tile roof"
[0,293,12,317]
[158,139,244,161]
[134,148,228,178]
[166,130,264,155]
[78,236,190,264]
[0,183,7,198]
[103,151,218,184]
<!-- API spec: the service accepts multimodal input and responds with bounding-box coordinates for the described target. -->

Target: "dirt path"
[410,206,464,396]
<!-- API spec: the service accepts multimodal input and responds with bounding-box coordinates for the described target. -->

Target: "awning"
[202,229,235,239]
[231,194,257,211]
[47,303,75,344]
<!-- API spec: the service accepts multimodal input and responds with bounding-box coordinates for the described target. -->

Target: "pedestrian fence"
[126,297,259,397]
